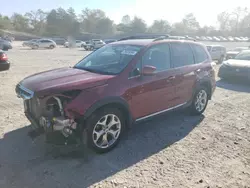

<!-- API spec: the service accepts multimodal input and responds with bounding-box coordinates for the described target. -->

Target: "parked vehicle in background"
[195,36,200,40]
[22,39,39,47]
[200,36,208,41]
[92,40,106,49]
[218,50,250,81]
[64,40,86,48]
[206,45,226,63]
[82,41,93,50]
[234,37,243,42]
[83,39,106,50]
[51,38,67,45]
[212,37,220,42]
[0,39,12,51]
[218,36,227,41]
[227,37,234,42]
[2,36,14,42]
[76,40,86,48]
[225,47,249,60]
[104,39,117,44]
[16,38,216,153]
[206,36,213,41]
[91,39,106,49]
[29,39,57,49]
[0,50,10,71]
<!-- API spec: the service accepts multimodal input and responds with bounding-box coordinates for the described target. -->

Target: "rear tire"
[49,45,55,49]
[83,108,125,153]
[189,86,209,115]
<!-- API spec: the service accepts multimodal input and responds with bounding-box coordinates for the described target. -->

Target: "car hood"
[223,59,250,68]
[19,67,114,96]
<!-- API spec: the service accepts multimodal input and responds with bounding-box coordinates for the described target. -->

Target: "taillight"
[0,53,8,61]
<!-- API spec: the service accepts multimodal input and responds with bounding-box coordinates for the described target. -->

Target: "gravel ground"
[0,42,250,188]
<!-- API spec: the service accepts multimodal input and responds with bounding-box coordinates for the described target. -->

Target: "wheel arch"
[83,96,133,129]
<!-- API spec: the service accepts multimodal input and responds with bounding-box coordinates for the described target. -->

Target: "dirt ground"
[0,41,249,188]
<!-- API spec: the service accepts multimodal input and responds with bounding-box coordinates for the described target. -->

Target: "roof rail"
[152,36,169,41]
[118,34,169,41]
[152,35,196,42]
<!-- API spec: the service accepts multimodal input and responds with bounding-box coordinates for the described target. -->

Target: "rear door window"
[191,44,209,63]
[171,43,195,68]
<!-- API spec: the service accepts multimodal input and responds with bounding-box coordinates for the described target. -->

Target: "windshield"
[234,51,250,60]
[74,44,142,75]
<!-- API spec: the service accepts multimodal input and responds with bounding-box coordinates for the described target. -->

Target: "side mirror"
[142,65,156,76]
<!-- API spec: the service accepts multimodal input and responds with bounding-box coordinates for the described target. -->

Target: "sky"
[1,0,250,26]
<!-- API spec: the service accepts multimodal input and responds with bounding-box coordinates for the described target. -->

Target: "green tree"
[80,8,114,35]
[129,17,147,34]
[148,20,171,33]
[11,13,29,32]
[0,15,12,30]
[25,9,47,34]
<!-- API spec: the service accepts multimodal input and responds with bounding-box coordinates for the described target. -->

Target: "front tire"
[83,108,125,153]
[190,86,209,115]
[49,45,55,49]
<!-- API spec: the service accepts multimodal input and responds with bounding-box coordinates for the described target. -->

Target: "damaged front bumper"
[26,112,79,145]
[16,83,81,146]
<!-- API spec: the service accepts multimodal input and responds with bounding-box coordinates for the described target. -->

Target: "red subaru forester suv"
[16,38,216,153]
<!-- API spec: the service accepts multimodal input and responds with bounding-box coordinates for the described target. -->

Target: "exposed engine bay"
[22,92,80,144]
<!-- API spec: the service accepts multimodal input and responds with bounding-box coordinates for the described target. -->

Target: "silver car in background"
[29,39,57,49]
[22,39,39,47]
[206,45,226,64]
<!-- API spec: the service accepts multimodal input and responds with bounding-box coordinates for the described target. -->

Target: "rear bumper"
[0,61,10,71]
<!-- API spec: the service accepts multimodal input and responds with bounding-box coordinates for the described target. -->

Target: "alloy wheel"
[92,114,121,149]
[195,90,208,112]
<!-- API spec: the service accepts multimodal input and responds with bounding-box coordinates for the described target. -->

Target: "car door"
[128,43,177,120]
[39,40,47,48]
[170,42,197,105]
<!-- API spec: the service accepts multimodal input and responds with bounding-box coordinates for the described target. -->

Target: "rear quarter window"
[191,44,209,63]
[171,43,195,68]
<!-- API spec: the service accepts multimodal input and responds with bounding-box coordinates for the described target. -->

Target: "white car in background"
[30,39,57,49]
[206,45,226,64]
[64,40,86,48]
